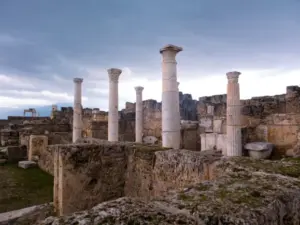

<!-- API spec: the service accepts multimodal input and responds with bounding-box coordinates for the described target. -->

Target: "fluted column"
[226,71,242,156]
[72,78,83,143]
[108,68,122,142]
[160,44,182,149]
[177,82,180,117]
[135,86,144,143]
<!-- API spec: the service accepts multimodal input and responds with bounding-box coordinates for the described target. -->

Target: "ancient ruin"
[1,44,300,224]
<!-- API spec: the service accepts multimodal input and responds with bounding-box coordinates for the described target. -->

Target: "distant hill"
[0,103,72,119]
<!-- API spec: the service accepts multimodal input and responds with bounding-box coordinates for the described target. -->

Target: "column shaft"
[160,45,182,149]
[226,72,242,156]
[72,78,83,143]
[177,82,180,119]
[135,86,144,142]
[108,68,122,141]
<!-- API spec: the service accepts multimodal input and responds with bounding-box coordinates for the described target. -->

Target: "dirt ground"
[0,163,53,213]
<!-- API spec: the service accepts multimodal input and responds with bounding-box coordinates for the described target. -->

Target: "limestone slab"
[18,160,37,169]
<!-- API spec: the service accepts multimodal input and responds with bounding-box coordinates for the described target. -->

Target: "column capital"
[226,71,241,82]
[108,68,122,82]
[134,86,144,94]
[160,44,182,62]
[160,44,183,54]
[73,78,83,83]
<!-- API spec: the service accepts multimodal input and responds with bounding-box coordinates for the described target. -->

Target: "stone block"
[7,146,27,163]
[199,116,213,133]
[18,160,37,169]
[213,119,223,133]
[207,105,214,115]
[200,133,216,151]
[29,135,48,161]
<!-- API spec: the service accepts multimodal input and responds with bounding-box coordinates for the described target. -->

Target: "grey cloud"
[0,0,299,85]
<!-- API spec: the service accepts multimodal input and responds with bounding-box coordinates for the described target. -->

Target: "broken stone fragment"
[18,160,37,169]
[244,142,273,159]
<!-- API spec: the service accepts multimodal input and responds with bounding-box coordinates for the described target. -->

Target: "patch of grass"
[229,157,300,178]
[0,163,53,213]
[215,187,263,207]
[178,193,194,201]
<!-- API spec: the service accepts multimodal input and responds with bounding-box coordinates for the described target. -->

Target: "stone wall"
[125,149,220,199]
[198,85,300,156]
[40,157,300,225]
[51,141,220,215]
[19,123,71,150]
[52,142,130,215]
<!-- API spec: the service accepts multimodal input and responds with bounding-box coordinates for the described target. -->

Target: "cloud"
[0,74,35,89]
[0,0,298,116]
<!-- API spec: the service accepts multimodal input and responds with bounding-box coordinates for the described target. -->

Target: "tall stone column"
[108,68,122,142]
[135,86,144,143]
[72,78,83,143]
[226,71,242,156]
[160,44,182,149]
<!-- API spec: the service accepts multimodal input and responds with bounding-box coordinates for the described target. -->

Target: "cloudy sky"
[0,0,299,115]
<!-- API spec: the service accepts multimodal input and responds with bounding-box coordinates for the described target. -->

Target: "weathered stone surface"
[40,157,300,224]
[39,198,199,225]
[0,203,53,225]
[18,160,37,169]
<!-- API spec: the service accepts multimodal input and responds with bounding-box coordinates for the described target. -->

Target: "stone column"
[72,78,83,143]
[108,68,122,141]
[226,71,242,156]
[160,44,182,149]
[135,86,144,143]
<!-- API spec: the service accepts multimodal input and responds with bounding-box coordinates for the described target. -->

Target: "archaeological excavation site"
[1,45,300,225]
